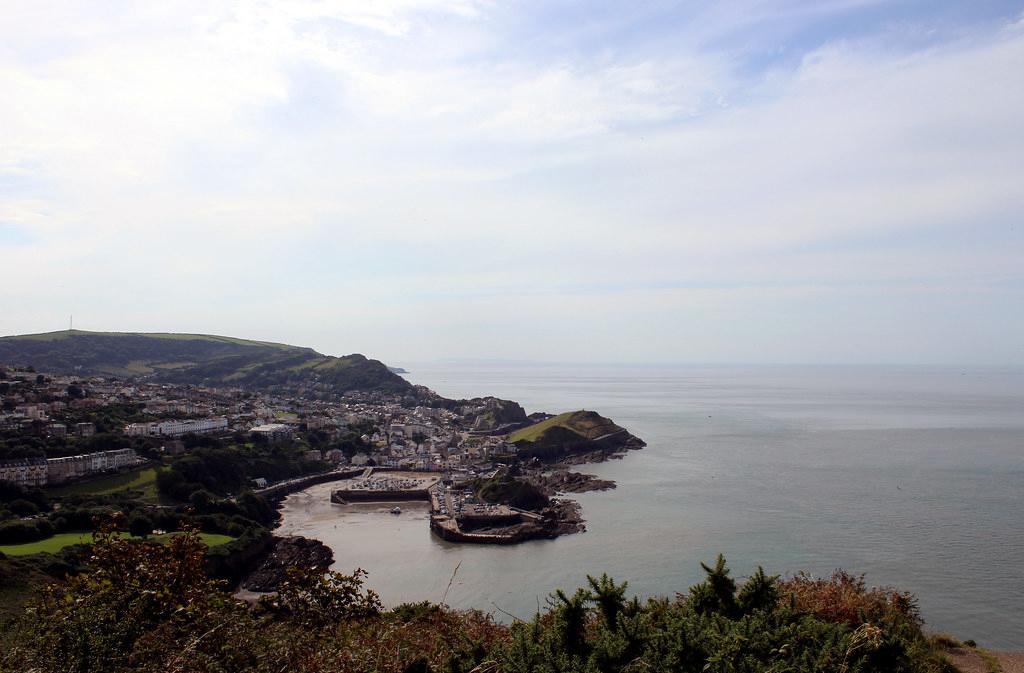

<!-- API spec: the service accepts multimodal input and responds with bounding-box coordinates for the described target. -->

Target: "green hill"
[507,410,642,461]
[0,330,412,395]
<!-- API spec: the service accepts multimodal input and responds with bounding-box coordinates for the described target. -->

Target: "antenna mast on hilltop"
[69,315,73,331]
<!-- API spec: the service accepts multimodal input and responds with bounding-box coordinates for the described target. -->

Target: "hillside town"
[0,364,523,491]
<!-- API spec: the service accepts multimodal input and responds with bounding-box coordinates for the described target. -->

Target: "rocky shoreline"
[542,498,585,535]
[525,469,617,495]
[241,536,334,592]
[550,433,646,466]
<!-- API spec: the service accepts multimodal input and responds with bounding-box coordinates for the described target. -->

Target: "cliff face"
[424,395,529,431]
[469,398,529,431]
[0,331,413,395]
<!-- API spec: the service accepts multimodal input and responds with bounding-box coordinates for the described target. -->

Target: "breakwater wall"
[256,468,365,503]
[330,489,431,504]
[429,518,550,544]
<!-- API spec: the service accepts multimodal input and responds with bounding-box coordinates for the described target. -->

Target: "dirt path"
[946,648,1024,673]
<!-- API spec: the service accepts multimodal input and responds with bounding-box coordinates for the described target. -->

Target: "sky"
[2,1,1023,366]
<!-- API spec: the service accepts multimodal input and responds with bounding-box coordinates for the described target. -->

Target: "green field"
[0,531,234,557]
[45,466,167,503]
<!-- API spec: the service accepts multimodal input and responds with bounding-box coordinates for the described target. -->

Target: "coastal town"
[0,364,528,490]
[0,356,642,568]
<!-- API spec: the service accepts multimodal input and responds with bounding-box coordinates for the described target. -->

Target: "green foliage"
[738,566,780,614]
[689,553,739,617]
[391,600,444,623]
[157,442,324,502]
[258,565,381,627]
[588,573,629,629]
[55,404,150,435]
[0,517,53,544]
[0,481,50,511]
[498,559,951,673]
[5,518,225,672]
[6,498,38,517]
[1,539,955,673]
[127,513,153,538]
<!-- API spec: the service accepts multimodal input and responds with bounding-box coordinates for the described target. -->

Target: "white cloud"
[0,3,1022,363]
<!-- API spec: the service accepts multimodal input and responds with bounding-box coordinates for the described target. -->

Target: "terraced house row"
[0,448,144,487]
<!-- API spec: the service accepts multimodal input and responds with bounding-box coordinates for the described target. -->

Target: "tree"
[128,513,153,538]
[260,566,381,627]
[737,566,780,614]
[12,518,224,672]
[7,499,39,517]
[689,554,738,617]
[188,489,216,511]
[552,587,591,658]
[587,573,628,629]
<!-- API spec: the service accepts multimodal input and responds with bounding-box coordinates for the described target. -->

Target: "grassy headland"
[0,330,412,394]
[507,410,642,462]
[507,410,623,443]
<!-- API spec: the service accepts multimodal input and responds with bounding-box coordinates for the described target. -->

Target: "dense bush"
[0,526,955,673]
[6,498,39,517]
[0,481,50,511]
[0,518,53,544]
[157,443,325,502]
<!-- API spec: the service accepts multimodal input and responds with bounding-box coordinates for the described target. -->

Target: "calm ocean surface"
[277,363,1024,648]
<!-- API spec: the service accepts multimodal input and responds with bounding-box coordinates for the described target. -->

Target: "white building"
[46,448,144,484]
[124,417,228,438]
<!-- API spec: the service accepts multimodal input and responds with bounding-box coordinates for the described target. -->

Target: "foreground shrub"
[1,525,955,673]
[779,569,921,627]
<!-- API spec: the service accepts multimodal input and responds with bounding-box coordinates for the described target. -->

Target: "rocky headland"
[241,536,334,592]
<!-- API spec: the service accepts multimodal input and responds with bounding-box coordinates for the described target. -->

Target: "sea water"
[276,363,1024,648]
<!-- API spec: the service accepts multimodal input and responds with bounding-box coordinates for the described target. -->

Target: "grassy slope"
[0,330,411,393]
[507,412,577,442]
[2,330,300,350]
[0,556,54,620]
[0,531,234,556]
[506,410,622,443]
[45,466,166,503]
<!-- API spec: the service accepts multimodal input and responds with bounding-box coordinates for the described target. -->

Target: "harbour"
[276,362,1024,648]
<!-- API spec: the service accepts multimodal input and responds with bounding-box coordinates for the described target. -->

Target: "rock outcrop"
[240,536,334,592]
